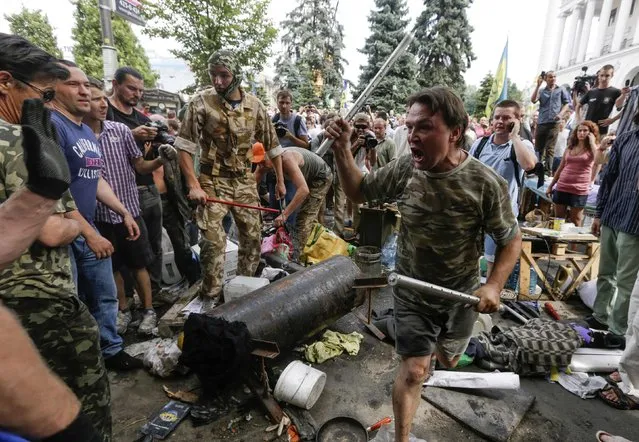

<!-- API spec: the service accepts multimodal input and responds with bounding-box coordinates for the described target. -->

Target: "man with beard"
[326,86,521,442]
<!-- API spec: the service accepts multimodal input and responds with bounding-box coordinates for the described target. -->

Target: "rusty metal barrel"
[210,255,361,351]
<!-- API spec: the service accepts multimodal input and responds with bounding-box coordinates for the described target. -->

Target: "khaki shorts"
[393,296,478,360]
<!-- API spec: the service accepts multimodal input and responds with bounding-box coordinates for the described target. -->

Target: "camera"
[274,121,288,138]
[363,133,378,150]
[145,121,175,145]
[573,66,597,96]
[540,71,546,79]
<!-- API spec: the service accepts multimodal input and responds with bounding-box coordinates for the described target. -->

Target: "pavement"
[111,286,639,442]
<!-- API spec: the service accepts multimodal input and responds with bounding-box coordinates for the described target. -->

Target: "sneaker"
[117,310,132,335]
[104,350,144,371]
[153,288,181,306]
[585,315,609,331]
[138,309,157,335]
[129,309,142,328]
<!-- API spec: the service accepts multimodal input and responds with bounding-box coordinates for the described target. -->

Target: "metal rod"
[206,197,280,213]
[315,31,415,157]
[387,273,528,324]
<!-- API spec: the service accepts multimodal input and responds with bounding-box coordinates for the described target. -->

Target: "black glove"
[42,412,102,442]
[20,99,71,200]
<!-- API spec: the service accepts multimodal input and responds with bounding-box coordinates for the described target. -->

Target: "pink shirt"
[556,149,594,195]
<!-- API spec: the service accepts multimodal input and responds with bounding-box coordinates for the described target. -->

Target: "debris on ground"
[303,330,364,363]
[162,385,199,404]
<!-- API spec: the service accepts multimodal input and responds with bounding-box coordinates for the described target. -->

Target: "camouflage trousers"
[294,173,333,254]
[197,174,261,298]
[3,296,111,441]
[318,176,346,236]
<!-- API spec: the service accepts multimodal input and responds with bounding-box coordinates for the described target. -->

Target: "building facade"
[539,0,639,87]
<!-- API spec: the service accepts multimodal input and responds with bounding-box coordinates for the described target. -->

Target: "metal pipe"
[206,197,280,213]
[211,255,362,350]
[388,273,528,324]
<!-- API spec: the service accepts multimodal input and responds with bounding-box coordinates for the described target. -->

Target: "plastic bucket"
[354,246,382,277]
[273,360,326,410]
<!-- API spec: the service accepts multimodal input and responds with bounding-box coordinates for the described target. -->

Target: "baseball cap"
[252,142,265,163]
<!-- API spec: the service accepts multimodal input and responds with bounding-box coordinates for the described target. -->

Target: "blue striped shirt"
[597,128,639,235]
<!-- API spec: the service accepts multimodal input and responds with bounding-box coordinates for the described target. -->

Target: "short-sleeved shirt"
[538,86,571,125]
[275,113,308,147]
[469,135,536,215]
[580,87,622,134]
[373,138,396,170]
[175,87,283,176]
[95,121,142,224]
[51,111,102,224]
[361,154,519,306]
[0,119,77,300]
[106,100,154,186]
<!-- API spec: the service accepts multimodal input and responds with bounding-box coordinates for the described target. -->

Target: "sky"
[0,0,549,93]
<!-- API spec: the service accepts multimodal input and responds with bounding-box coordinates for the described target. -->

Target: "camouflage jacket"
[175,87,282,176]
[361,154,519,307]
[0,119,77,300]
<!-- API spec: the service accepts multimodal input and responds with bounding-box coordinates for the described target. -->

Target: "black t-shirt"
[106,100,154,185]
[580,87,621,134]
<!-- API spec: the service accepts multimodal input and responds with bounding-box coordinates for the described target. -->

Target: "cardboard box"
[191,239,239,283]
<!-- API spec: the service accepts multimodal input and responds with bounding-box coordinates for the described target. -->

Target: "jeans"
[71,233,123,359]
[138,185,163,294]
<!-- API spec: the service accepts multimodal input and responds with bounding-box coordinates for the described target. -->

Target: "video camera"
[145,121,175,145]
[363,133,378,150]
[274,121,288,138]
[573,66,597,96]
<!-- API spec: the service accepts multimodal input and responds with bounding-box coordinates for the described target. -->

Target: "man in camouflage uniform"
[0,34,111,441]
[254,144,332,256]
[326,86,522,442]
[176,50,284,306]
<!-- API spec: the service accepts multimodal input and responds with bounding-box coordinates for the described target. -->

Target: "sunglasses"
[354,124,368,130]
[15,77,56,103]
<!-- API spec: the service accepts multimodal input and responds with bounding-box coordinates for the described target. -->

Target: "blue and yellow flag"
[485,40,509,118]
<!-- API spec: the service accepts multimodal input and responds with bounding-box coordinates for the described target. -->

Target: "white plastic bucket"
[273,360,326,410]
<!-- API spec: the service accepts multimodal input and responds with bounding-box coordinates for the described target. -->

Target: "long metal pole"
[388,273,529,324]
[98,0,118,86]
[315,31,415,157]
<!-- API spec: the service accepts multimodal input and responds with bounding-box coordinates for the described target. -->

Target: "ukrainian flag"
[485,40,509,118]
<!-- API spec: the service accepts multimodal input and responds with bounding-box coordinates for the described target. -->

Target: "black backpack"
[272,113,302,137]
[473,136,523,187]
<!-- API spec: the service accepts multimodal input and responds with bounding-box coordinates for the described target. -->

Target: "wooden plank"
[552,243,567,255]
[562,254,599,300]
[520,226,598,241]
[157,282,201,337]
[588,243,600,280]
[521,247,557,299]
[519,241,531,298]
[532,253,589,260]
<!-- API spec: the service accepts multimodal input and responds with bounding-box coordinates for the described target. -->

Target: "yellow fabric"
[304,330,364,364]
[301,223,350,265]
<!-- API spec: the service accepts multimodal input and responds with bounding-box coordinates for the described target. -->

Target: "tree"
[474,72,493,118]
[71,0,158,87]
[356,0,420,114]
[507,79,524,104]
[463,84,477,116]
[414,0,476,92]
[143,0,276,92]
[5,8,63,58]
[274,0,346,108]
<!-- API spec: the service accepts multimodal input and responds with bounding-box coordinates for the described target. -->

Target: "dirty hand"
[188,186,208,205]
[274,212,288,228]
[324,118,353,152]
[20,99,71,200]
[123,212,141,241]
[86,233,114,259]
[131,125,157,142]
[591,218,601,236]
[474,283,501,313]
[158,144,177,163]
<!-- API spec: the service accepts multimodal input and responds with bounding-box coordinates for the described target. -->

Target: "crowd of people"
[0,29,638,442]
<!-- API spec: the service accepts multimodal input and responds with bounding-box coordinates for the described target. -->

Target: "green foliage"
[463,84,477,116]
[356,0,420,114]
[5,7,63,58]
[274,0,345,108]
[142,0,277,92]
[414,0,476,92]
[507,80,524,104]
[474,72,493,118]
[71,0,158,86]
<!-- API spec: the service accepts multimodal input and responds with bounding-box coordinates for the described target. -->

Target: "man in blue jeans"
[52,61,142,370]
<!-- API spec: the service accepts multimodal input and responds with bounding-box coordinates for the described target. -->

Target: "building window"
[609,8,617,26]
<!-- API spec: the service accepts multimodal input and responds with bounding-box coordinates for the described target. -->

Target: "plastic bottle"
[381,231,398,271]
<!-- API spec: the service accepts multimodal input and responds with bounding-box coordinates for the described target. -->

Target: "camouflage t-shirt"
[361,153,518,307]
[0,119,77,300]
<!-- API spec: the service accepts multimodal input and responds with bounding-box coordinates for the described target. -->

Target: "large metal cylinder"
[211,255,361,351]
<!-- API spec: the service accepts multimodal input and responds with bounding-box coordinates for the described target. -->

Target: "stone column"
[571,5,585,64]
[633,7,639,45]
[539,0,561,70]
[577,0,597,62]
[594,0,614,56]
[551,12,569,69]
[611,0,633,51]
[559,9,579,68]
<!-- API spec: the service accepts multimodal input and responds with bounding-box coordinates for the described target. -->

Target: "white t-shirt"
[393,125,409,159]
[554,128,570,158]
[307,126,322,139]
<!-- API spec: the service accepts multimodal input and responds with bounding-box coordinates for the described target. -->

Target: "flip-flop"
[596,430,632,442]
[604,371,622,386]
[598,384,639,410]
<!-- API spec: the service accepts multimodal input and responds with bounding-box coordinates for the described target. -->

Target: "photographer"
[531,71,571,170]
[272,90,309,148]
[575,65,622,135]
[370,117,396,170]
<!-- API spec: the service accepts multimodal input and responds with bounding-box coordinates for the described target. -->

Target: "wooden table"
[518,227,600,300]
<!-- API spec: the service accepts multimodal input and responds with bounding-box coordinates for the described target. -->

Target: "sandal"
[604,371,622,386]
[598,384,639,410]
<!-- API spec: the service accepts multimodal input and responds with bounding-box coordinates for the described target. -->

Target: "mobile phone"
[626,79,631,87]
[507,122,515,132]
[540,71,546,79]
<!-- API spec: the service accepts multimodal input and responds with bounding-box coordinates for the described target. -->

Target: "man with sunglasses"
[0,34,109,440]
